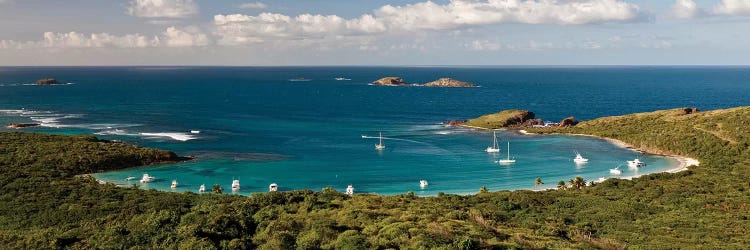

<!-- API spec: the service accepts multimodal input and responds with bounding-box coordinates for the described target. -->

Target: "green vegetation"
[2,106,750,249]
[463,109,534,129]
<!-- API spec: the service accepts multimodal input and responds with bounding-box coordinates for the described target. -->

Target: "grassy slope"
[464,110,529,129]
[1,107,749,249]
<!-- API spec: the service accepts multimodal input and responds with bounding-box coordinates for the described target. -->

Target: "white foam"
[95,129,138,136]
[140,132,197,141]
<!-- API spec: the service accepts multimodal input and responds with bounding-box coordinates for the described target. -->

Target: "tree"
[535,177,544,190]
[479,186,488,193]
[568,176,586,190]
[557,180,566,190]
[212,183,223,194]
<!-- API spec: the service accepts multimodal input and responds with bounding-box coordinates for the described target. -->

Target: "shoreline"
[518,130,700,179]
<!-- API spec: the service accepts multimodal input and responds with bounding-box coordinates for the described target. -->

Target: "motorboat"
[199,184,205,193]
[140,173,155,183]
[231,179,240,191]
[269,183,278,192]
[573,152,589,164]
[420,179,429,188]
[171,180,178,189]
[345,184,354,195]
[627,158,645,168]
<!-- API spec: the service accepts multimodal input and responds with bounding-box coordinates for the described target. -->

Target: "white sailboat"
[497,141,516,164]
[345,184,354,195]
[420,179,429,188]
[170,180,178,189]
[375,132,386,150]
[231,179,240,191]
[573,151,589,164]
[485,131,500,153]
[198,184,205,193]
[269,183,278,192]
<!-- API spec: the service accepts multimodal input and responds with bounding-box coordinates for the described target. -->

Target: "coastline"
[518,130,700,179]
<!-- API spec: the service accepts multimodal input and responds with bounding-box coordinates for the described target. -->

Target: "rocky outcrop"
[422,78,477,87]
[6,123,41,129]
[372,77,406,86]
[559,117,578,127]
[35,78,63,85]
[682,107,699,114]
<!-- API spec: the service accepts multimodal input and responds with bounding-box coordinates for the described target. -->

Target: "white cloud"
[162,26,209,47]
[41,32,160,48]
[240,2,267,9]
[214,0,645,45]
[714,0,750,15]
[467,40,502,51]
[672,0,699,19]
[128,0,198,18]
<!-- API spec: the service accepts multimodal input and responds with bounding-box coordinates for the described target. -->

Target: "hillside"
[463,109,537,129]
[1,106,749,249]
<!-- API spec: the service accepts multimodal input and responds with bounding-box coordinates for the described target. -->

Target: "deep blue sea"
[1,66,749,195]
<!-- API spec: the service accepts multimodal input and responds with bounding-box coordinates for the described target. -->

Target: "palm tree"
[212,183,223,194]
[535,177,544,190]
[479,186,488,193]
[568,176,586,190]
[557,180,566,190]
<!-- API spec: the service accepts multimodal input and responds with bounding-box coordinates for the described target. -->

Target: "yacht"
[269,183,278,192]
[497,142,516,164]
[139,173,155,183]
[231,179,240,191]
[345,184,354,195]
[573,152,589,164]
[171,180,178,189]
[420,179,429,188]
[198,184,205,193]
[375,132,386,151]
[485,131,500,153]
[627,158,645,168]
[190,130,201,134]
[610,165,622,175]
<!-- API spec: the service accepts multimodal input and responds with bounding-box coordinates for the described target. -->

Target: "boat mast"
[507,141,510,160]
[379,132,383,145]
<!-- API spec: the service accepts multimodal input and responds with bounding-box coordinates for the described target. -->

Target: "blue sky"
[1,0,749,65]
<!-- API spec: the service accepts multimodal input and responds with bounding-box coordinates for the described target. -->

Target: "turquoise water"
[2,66,747,195]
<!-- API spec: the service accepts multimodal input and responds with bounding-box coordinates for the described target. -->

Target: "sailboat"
[170,180,178,189]
[345,184,354,195]
[231,179,240,191]
[198,184,205,193]
[485,131,500,153]
[497,142,516,164]
[375,132,386,150]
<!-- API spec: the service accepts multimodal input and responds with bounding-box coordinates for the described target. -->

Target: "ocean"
[1,66,749,195]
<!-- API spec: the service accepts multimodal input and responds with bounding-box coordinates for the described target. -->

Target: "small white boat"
[497,141,516,164]
[420,179,429,188]
[199,184,205,193]
[485,131,500,153]
[345,184,354,195]
[124,176,136,181]
[190,130,201,134]
[375,132,386,151]
[627,158,645,168]
[171,180,178,189]
[573,152,589,164]
[231,179,240,191]
[334,77,351,81]
[610,166,622,175]
[269,183,278,192]
[140,173,155,183]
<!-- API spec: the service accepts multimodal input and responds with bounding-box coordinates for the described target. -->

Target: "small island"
[6,123,41,129]
[450,109,581,129]
[371,77,477,87]
[34,78,64,85]
[371,77,407,86]
[422,78,477,87]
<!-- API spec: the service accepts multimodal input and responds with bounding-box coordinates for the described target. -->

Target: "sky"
[1,0,749,66]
